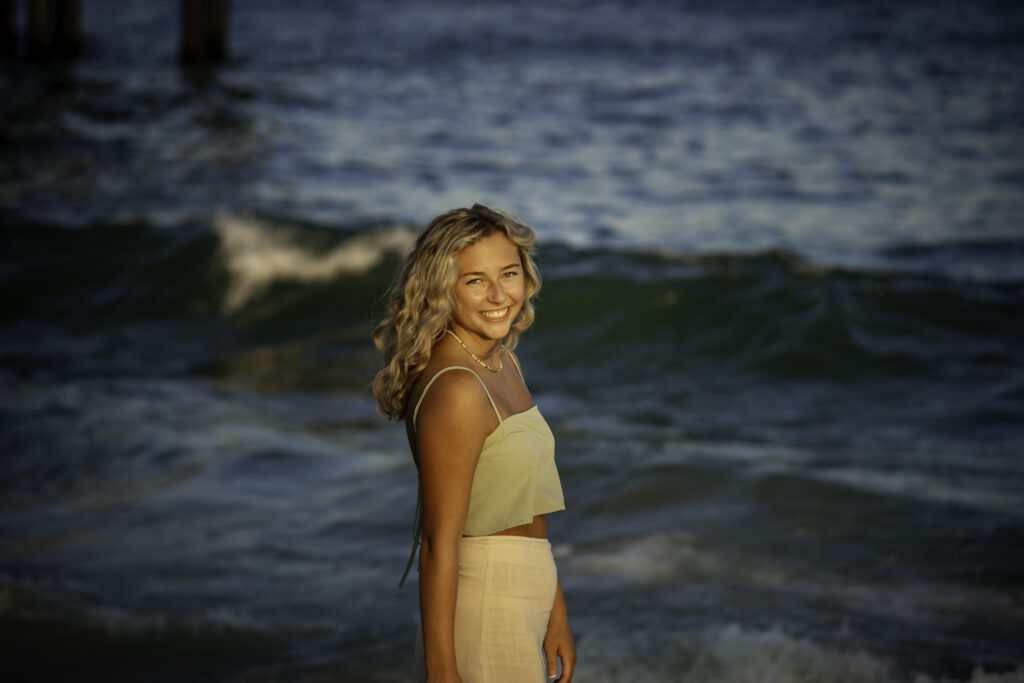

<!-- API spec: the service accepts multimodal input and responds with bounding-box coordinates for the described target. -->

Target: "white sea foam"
[565,531,724,583]
[915,669,1024,683]
[575,623,890,683]
[632,440,1022,518]
[575,623,1024,683]
[626,434,1024,516]
[90,605,269,634]
[810,467,1024,516]
[214,212,417,313]
[0,580,268,634]
[565,531,1024,624]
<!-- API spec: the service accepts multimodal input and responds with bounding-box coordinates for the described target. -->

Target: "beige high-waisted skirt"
[415,535,558,683]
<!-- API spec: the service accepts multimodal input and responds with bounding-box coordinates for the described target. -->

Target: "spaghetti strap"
[412,366,502,430]
[507,352,525,382]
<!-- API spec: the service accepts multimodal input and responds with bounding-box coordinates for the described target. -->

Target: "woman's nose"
[486,280,507,303]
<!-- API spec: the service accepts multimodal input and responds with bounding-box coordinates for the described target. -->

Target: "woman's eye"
[503,270,519,278]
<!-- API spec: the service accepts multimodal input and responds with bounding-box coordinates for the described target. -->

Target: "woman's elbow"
[419,531,461,565]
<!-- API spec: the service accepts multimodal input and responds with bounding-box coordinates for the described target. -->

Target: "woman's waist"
[463,514,548,541]
[459,534,552,550]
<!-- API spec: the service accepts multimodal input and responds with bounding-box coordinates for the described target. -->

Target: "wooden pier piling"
[5,1,229,63]
[22,0,80,59]
[54,0,80,57]
[1,0,15,56]
[26,0,50,58]
[180,0,229,64]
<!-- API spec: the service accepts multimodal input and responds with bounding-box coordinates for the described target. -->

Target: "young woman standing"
[373,205,576,682]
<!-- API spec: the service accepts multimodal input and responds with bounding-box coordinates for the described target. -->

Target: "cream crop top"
[398,361,565,586]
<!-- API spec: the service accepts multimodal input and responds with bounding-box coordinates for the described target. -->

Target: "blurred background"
[2,0,1023,681]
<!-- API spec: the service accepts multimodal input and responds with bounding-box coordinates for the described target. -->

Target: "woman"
[373,205,576,682]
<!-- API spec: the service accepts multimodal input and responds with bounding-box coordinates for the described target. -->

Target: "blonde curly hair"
[372,204,542,421]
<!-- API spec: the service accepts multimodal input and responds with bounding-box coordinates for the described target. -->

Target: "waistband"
[460,535,551,549]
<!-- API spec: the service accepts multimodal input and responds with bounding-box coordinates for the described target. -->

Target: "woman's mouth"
[479,306,511,322]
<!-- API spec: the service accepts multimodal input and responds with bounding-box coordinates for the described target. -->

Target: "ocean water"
[2,1,1024,681]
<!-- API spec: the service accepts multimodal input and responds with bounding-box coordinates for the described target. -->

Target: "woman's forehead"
[458,232,521,269]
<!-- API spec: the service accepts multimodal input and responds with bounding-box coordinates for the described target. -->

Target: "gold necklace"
[445,329,503,373]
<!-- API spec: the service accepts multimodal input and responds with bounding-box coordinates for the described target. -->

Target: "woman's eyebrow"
[460,263,521,277]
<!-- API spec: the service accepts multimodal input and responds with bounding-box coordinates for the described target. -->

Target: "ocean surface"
[2,0,1024,681]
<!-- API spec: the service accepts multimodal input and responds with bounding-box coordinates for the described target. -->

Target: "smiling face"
[450,231,525,353]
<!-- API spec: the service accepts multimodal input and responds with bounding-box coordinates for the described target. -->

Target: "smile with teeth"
[479,307,510,321]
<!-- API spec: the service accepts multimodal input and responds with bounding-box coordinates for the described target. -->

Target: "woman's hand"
[543,580,577,681]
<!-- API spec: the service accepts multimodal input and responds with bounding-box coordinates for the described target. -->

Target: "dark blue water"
[2,1,1024,681]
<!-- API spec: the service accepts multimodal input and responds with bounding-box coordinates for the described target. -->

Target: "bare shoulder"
[414,367,494,435]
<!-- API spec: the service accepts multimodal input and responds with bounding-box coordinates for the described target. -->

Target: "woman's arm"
[544,579,577,682]
[415,372,492,682]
